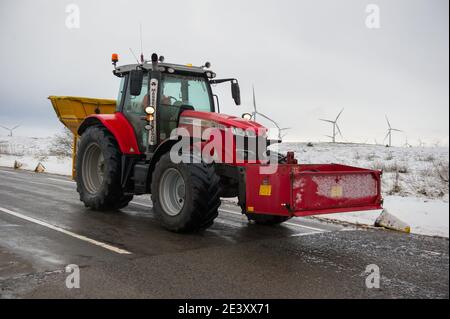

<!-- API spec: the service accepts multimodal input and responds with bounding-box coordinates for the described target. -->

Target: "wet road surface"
[0,168,448,298]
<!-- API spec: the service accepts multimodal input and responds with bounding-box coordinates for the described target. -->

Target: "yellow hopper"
[48,96,116,178]
[48,96,116,134]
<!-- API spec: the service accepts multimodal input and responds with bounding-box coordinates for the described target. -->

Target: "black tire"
[76,126,133,210]
[246,213,291,225]
[151,152,221,232]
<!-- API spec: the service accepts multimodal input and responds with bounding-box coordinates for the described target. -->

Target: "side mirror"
[129,69,143,96]
[231,81,241,105]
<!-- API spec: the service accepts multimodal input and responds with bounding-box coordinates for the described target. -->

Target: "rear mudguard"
[78,112,141,155]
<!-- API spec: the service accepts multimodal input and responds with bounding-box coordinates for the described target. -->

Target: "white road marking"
[338,227,358,231]
[131,201,152,208]
[47,177,75,184]
[130,201,243,228]
[0,170,74,187]
[42,176,332,231]
[30,179,71,190]
[290,231,324,237]
[0,169,19,175]
[219,208,329,232]
[0,206,132,255]
[284,222,329,233]
[215,218,243,228]
[130,201,330,233]
[10,172,331,234]
[217,208,243,216]
[421,250,442,256]
[2,176,71,191]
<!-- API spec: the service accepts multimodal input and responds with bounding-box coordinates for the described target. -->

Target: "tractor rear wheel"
[151,153,221,232]
[76,126,133,210]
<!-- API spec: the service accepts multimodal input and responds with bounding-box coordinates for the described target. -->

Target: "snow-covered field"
[275,142,449,237]
[0,136,71,175]
[276,142,449,200]
[1,136,449,237]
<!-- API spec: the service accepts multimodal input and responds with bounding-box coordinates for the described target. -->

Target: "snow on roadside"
[0,154,72,176]
[319,196,449,238]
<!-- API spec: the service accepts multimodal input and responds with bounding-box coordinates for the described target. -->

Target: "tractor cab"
[112,53,241,154]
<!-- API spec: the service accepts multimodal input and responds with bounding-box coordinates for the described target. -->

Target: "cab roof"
[114,62,213,77]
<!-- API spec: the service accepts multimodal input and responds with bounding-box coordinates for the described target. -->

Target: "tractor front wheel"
[151,153,221,232]
[76,126,133,210]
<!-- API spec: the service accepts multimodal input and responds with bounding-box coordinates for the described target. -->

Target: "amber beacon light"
[111,53,119,64]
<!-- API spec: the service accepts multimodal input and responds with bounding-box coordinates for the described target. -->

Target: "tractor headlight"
[242,113,252,120]
[145,106,155,115]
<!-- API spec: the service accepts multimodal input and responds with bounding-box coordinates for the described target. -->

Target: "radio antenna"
[129,48,140,64]
[139,23,144,63]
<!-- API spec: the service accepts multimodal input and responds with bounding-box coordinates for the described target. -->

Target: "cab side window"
[121,73,149,152]
[116,76,126,111]
[123,76,148,115]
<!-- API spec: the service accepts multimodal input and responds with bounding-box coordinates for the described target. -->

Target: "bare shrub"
[0,141,8,154]
[371,161,408,173]
[389,171,402,194]
[433,160,449,183]
[370,161,383,171]
[366,152,377,161]
[406,160,449,198]
[420,154,436,162]
[49,127,73,157]
[0,141,25,156]
[34,152,48,162]
[385,152,394,161]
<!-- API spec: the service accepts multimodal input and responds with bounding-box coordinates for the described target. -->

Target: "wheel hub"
[82,143,105,194]
[159,168,186,216]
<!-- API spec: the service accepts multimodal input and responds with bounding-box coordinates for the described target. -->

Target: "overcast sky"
[0,0,448,146]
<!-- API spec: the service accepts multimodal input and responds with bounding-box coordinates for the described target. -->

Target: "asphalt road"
[0,167,448,298]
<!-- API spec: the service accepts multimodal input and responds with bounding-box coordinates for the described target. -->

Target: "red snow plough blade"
[244,163,382,217]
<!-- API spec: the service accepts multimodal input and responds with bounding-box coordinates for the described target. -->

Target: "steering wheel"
[167,96,180,104]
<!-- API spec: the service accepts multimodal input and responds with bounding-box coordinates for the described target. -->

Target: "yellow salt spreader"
[48,96,116,178]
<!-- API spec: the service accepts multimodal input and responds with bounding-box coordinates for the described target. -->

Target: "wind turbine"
[418,138,426,148]
[403,137,412,148]
[0,125,20,137]
[384,116,402,147]
[251,86,291,140]
[319,108,344,143]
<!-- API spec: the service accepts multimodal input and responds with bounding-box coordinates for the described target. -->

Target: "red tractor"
[51,53,382,232]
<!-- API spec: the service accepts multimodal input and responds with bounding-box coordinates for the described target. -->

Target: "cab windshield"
[160,74,212,112]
